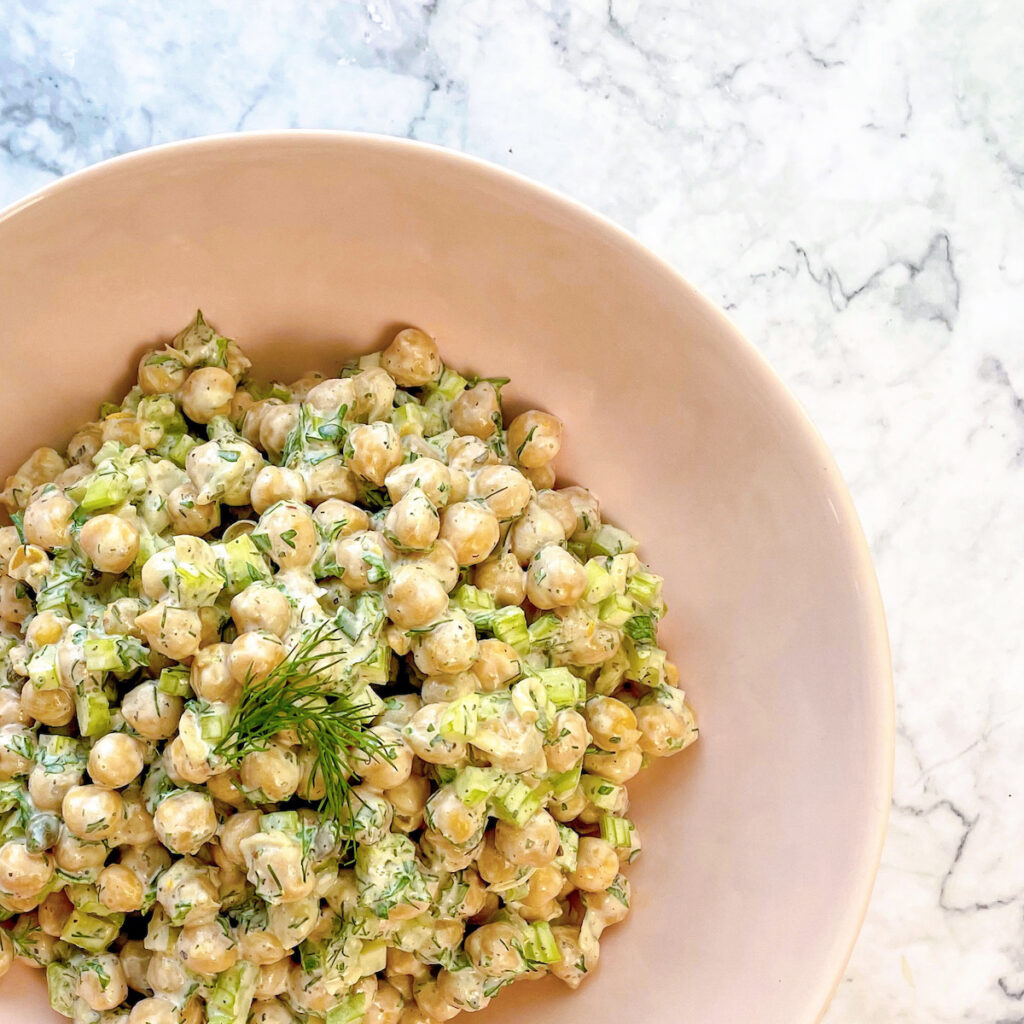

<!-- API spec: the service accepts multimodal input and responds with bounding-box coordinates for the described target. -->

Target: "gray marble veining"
[2,1,1023,1020]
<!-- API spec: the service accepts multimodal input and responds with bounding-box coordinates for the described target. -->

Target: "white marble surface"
[1,0,1021,1019]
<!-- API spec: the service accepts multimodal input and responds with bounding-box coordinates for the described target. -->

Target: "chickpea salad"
[0,314,698,1024]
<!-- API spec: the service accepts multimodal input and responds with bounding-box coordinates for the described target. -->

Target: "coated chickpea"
[187,643,236,703]
[138,348,188,395]
[254,958,292,1000]
[569,836,619,892]
[534,489,578,536]
[78,513,141,574]
[420,671,477,704]
[465,920,525,977]
[177,919,238,976]
[558,485,601,540]
[23,491,75,550]
[241,744,300,802]
[120,843,172,888]
[180,366,236,423]
[228,629,287,685]
[166,483,221,536]
[385,773,431,830]
[147,952,190,995]
[384,486,440,552]
[526,544,587,609]
[129,998,178,1024]
[154,791,218,855]
[53,832,107,879]
[544,709,589,773]
[520,863,565,911]
[584,696,641,751]
[414,981,459,1022]
[384,565,448,630]
[89,733,146,789]
[97,864,145,913]
[494,810,561,868]
[240,829,314,904]
[403,704,466,767]
[0,841,54,896]
[312,498,369,538]
[250,466,307,515]
[301,456,360,504]
[509,502,565,565]
[438,502,499,567]
[472,552,526,607]
[470,465,531,521]
[62,784,125,841]
[549,784,588,823]
[0,688,30,728]
[255,500,317,568]
[256,404,299,460]
[165,735,214,786]
[346,422,402,485]
[7,543,50,591]
[508,409,562,468]
[413,611,479,676]
[0,724,33,778]
[352,726,413,790]
[384,459,452,508]
[0,527,18,570]
[450,381,500,439]
[230,585,292,639]
[409,539,460,593]
[78,954,128,1011]
[583,746,643,784]
[447,436,496,476]
[382,328,441,386]
[350,367,398,422]
[305,377,356,415]
[121,683,183,740]
[426,786,487,848]
[217,809,262,867]
[249,1001,294,1024]
[37,890,73,938]
[366,979,405,1024]
[20,682,74,727]
[155,858,220,926]
[635,703,696,757]
[237,929,287,967]
[470,639,521,692]
[186,438,264,506]
[207,770,249,809]
[118,940,151,995]
[0,574,33,624]
[118,789,158,847]
[134,602,202,661]
[24,609,68,648]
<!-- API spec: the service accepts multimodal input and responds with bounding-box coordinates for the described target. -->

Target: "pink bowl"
[0,132,892,1023]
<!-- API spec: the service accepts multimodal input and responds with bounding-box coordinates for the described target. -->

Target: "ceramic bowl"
[0,132,892,1023]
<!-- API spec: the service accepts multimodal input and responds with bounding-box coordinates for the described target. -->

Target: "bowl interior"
[0,133,891,1024]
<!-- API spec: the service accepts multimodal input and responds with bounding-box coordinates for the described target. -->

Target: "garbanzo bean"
[381,328,441,387]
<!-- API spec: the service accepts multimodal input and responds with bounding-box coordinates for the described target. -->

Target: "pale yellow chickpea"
[121,682,183,740]
[327,529,386,591]
[0,574,33,624]
[495,810,561,868]
[238,928,287,967]
[382,327,441,386]
[250,466,307,515]
[180,366,236,423]
[138,348,188,395]
[89,733,146,788]
[23,491,75,550]
[177,919,238,976]
[119,939,151,994]
[365,979,405,1024]
[0,840,54,896]
[352,726,413,790]
[254,957,292,1000]
[167,482,221,536]
[384,459,452,508]
[420,671,477,704]
[129,997,178,1024]
[349,366,398,422]
[414,981,459,1022]
[347,422,402,485]
[37,889,73,937]
[509,501,565,565]
[312,498,369,538]
[97,863,145,913]
[301,456,359,504]
[409,538,460,593]
[470,639,521,692]
[469,465,530,521]
[24,609,67,648]
[228,629,287,686]
[252,500,316,569]
[384,564,448,630]
[249,1001,294,1024]
[569,836,619,892]
[154,858,220,927]
[450,381,500,439]
[154,791,218,855]
[403,703,467,766]
[0,724,33,778]
[519,863,565,911]
[447,436,496,476]
[78,513,141,574]
[526,544,587,609]
[230,585,292,639]
[120,842,172,890]
[385,770,430,825]
[62,784,125,841]
[148,951,190,995]
[134,601,202,661]
[53,832,106,880]
[0,688,29,728]
[258,403,300,460]
[217,809,262,868]
[188,642,237,702]
[164,735,215,787]
[583,746,643,784]
[305,377,356,415]
[7,543,50,591]
[472,552,526,607]
[534,489,578,536]
[545,709,589,773]
[241,744,300,802]
[1,447,65,511]
[207,770,249,810]
[635,702,695,757]
[558,485,601,540]
[412,611,479,676]
[508,409,562,468]
[426,786,487,847]
[438,502,499,566]
[384,486,440,552]
[522,462,557,489]
[20,682,74,727]
[550,784,588,823]
[0,526,19,569]
[240,829,314,904]
[78,953,128,1012]
[118,788,158,847]
[465,920,526,977]
[584,695,641,751]
[29,763,80,813]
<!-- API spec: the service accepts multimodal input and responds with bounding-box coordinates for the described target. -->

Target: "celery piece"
[78,469,131,513]
[626,569,663,609]
[598,593,634,628]
[27,646,61,691]
[625,641,667,687]
[553,824,579,872]
[75,692,110,738]
[392,402,427,438]
[46,961,79,1017]
[260,810,300,833]
[157,665,192,697]
[580,775,624,812]
[490,776,542,827]
[450,583,496,627]
[527,613,560,647]
[547,763,582,797]
[61,908,124,952]
[623,613,657,646]
[454,766,503,807]
[599,815,635,848]
[605,553,640,594]
[535,667,585,710]
[524,921,562,965]
[435,368,469,401]
[588,525,638,558]
[206,961,259,1024]
[328,992,367,1024]
[583,559,615,603]
[84,634,149,674]
[439,694,480,740]
[215,534,273,595]
[593,647,630,696]
[490,606,530,655]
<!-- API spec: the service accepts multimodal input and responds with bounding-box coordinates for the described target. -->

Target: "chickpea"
[122,683,183,740]
[53,831,107,879]
[119,940,152,994]
[350,367,398,422]
[465,920,526,977]
[473,552,526,607]
[346,422,402,485]
[250,466,307,515]
[382,327,441,386]
[384,486,440,552]
[0,526,18,570]
[532,491,576,538]
[635,703,696,757]
[0,574,33,624]
[64,423,104,467]
[138,347,188,395]
[177,919,238,976]
[187,438,264,505]
[164,735,214,786]
[254,500,317,568]
[470,464,531,521]
[1,446,65,510]
[253,957,292,1000]
[120,842,172,889]
[24,609,68,648]
[249,1001,294,1024]
[550,784,588,823]
[352,726,413,790]
[385,772,431,827]
[519,863,565,912]
[129,997,178,1024]
[89,733,146,789]
[166,482,221,536]
[240,829,314,904]
[155,858,221,926]
[217,810,262,868]
[301,456,360,504]
[450,381,500,439]
[206,770,249,810]
[384,459,452,508]
[96,863,145,913]
[584,696,641,751]
[508,409,562,468]
[526,544,587,609]
[20,682,74,727]
[38,889,73,937]
[7,544,50,591]
[568,836,619,892]
[384,565,448,631]
[420,671,477,704]
[584,746,643,784]
[134,601,202,661]
[549,926,591,988]
[409,538,460,593]
[312,498,369,538]
[147,952,190,995]
[509,501,565,565]
[154,790,218,855]
[0,840,54,896]
[185,642,234,703]
[425,786,487,847]
[240,744,300,803]
[180,366,236,423]
[79,514,141,573]
[0,688,30,728]
[306,377,356,415]
[414,981,459,1022]
[227,629,287,687]
[117,788,158,847]
[227,587,289,641]
[494,810,561,868]
[413,611,479,676]
[78,953,128,1011]
[23,491,75,550]
[62,784,125,841]
[403,703,466,766]
[470,638,521,693]
[238,928,287,967]
[0,724,32,779]
[366,979,405,1024]
[438,502,499,567]
[545,709,589,773]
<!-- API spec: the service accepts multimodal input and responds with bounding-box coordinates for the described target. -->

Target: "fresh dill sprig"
[215,619,390,828]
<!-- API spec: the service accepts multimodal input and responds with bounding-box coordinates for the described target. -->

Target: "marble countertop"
[1,1,1020,1020]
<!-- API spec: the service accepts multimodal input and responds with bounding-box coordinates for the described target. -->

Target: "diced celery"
[84,634,149,674]
[439,694,480,740]
[392,403,428,438]
[588,525,638,557]
[357,939,387,977]
[261,811,300,833]
[75,692,110,738]
[198,704,231,743]
[528,614,560,647]
[626,641,667,687]
[46,961,79,1016]
[583,559,615,603]
[580,775,625,812]
[623,613,657,646]
[206,961,259,1024]
[547,763,582,797]
[76,469,130,513]
[174,560,225,608]
[328,992,367,1024]
[450,583,496,628]
[61,908,124,952]
[524,921,562,965]
[490,776,542,827]
[599,815,635,847]
[355,643,391,687]
[158,665,192,697]
[598,593,634,628]
[455,766,504,807]
[214,534,273,595]
[553,824,579,871]
[490,606,530,655]
[626,569,663,609]
[605,553,639,594]
[357,352,382,370]
[432,367,468,402]
[593,647,629,696]
[536,667,585,710]
[27,646,61,691]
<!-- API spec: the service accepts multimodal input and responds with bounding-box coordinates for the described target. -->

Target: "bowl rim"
[0,129,894,1022]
